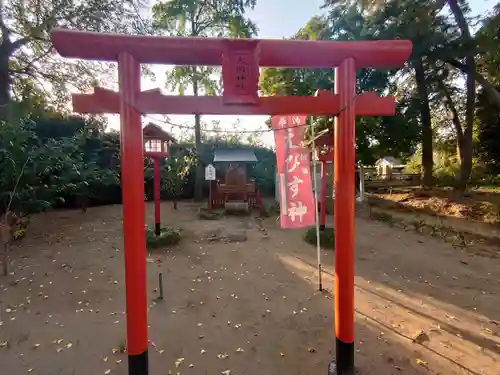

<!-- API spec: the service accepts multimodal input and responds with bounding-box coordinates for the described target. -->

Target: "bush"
[197,207,223,220]
[260,201,280,217]
[303,227,335,249]
[145,226,181,249]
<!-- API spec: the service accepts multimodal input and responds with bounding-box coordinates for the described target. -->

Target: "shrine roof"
[213,149,258,163]
[143,123,177,142]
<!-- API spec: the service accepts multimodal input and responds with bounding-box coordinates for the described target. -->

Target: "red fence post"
[153,157,161,236]
[118,52,149,375]
[332,57,356,375]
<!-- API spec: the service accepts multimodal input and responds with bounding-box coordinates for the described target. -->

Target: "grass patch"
[370,210,396,226]
[303,227,335,249]
[198,207,223,220]
[260,201,280,218]
[145,226,181,249]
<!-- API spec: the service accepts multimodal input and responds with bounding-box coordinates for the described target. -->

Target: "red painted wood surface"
[334,58,356,344]
[73,88,396,116]
[222,39,260,104]
[51,28,412,69]
[117,52,148,356]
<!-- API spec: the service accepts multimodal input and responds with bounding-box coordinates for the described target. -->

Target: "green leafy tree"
[259,15,419,165]
[0,0,148,120]
[163,151,196,209]
[152,0,257,200]
[324,0,496,190]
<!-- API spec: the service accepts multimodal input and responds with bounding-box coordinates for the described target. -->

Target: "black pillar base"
[329,338,355,375]
[129,350,148,375]
[155,222,161,236]
[319,224,326,231]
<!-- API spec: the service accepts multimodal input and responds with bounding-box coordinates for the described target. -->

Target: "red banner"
[272,115,316,229]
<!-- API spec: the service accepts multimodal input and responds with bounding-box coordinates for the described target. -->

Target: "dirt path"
[0,202,499,375]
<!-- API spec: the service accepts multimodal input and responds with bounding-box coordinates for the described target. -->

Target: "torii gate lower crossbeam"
[50,28,412,375]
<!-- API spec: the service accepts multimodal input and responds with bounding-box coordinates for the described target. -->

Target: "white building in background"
[374,156,406,179]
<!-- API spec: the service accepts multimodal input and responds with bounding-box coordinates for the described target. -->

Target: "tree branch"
[10,9,58,52]
[445,58,500,109]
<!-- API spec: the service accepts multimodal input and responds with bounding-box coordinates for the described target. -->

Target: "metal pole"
[310,118,322,292]
[330,57,356,375]
[118,52,149,375]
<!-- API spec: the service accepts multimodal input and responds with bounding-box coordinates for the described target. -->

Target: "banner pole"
[310,117,322,291]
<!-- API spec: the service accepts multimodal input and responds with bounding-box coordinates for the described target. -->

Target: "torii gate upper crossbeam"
[51,28,412,68]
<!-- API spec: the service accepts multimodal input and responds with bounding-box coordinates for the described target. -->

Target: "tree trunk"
[414,59,434,187]
[0,51,11,122]
[447,0,475,192]
[439,79,469,189]
[193,69,203,201]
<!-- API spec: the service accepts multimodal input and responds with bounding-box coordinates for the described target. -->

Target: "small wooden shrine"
[209,148,262,210]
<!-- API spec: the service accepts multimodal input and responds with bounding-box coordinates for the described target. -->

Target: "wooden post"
[332,58,356,375]
[118,52,149,375]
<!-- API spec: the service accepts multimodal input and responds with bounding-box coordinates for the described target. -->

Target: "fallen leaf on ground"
[158,350,165,354]
[200,349,206,354]
[104,370,111,374]
[103,357,108,362]
[175,357,185,367]
[66,343,73,348]
[217,353,229,359]
[415,359,427,366]
[221,371,231,375]
[236,348,244,353]
[307,347,315,353]
[411,330,430,344]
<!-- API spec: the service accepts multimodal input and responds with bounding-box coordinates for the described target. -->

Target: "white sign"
[205,164,216,180]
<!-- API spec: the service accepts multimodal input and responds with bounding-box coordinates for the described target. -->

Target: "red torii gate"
[50,28,412,375]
